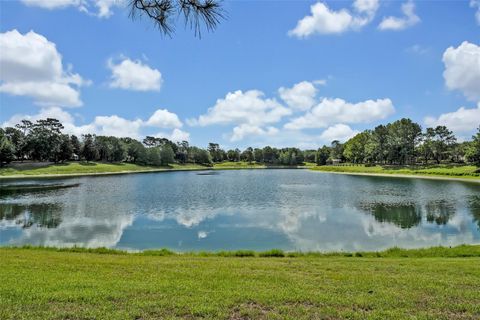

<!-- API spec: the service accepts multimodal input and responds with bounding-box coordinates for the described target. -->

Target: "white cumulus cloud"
[284,97,395,130]
[442,41,480,102]
[378,1,420,31]
[20,0,124,18]
[155,128,190,142]
[0,29,88,107]
[189,90,291,127]
[169,128,190,142]
[278,81,318,111]
[187,89,290,142]
[108,58,162,92]
[288,0,379,37]
[92,115,144,138]
[146,108,183,128]
[231,124,279,142]
[425,103,480,134]
[319,124,359,142]
[21,0,84,9]
[94,0,124,18]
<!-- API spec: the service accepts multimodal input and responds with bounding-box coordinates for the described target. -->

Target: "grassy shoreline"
[0,161,311,180]
[1,245,479,319]
[311,164,480,182]
[4,244,480,257]
[0,161,479,182]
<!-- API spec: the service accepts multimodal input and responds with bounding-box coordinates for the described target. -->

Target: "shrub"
[259,249,285,257]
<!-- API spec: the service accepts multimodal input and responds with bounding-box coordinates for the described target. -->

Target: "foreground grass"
[1,246,479,319]
[312,164,480,180]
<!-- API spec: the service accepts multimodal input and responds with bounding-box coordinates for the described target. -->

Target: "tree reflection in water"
[360,199,457,228]
[0,203,62,229]
[468,196,480,230]
[360,203,422,229]
[425,200,455,225]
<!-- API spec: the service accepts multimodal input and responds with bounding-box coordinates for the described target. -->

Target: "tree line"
[0,117,479,167]
[325,118,480,167]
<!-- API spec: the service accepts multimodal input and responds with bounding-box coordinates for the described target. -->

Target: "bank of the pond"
[1,245,479,319]
[0,161,311,179]
[1,161,478,183]
[311,164,480,183]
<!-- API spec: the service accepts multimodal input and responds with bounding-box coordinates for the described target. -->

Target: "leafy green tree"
[279,151,289,165]
[15,120,33,135]
[419,127,435,165]
[176,141,189,163]
[190,147,212,164]
[111,138,126,162]
[147,147,162,166]
[208,143,224,162]
[0,129,16,166]
[289,152,297,165]
[226,149,240,162]
[143,136,178,154]
[330,140,344,161]
[96,136,114,161]
[385,118,422,165]
[253,148,263,163]
[303,150,316,163]
[56,134,73,162]
[370,125,389,164]
[26,119,63,161]
[431,126,456,164]
[123,138,147,164]
[466,127,480,167]
[70,135,81,157]
[81,134,98,162]
[262,146,278,164]
[160,145,175,165]
[241,147,254,163]
[343,131,370,163]
[315,146,330,165]
[450,141,469,163]
[294,148,304,164]
[36,118,64,133]
[4,127,25,160]
[143,136,159,147]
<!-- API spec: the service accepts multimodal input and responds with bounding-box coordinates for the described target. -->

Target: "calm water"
[1,170,479,252]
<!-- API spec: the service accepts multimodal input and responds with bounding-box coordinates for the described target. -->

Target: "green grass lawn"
[1,161,478,180]
[311,164,480,180]
[0,162,213,177]
[1,246,479,319]
[213,161,266,169]
[0,161,311,177]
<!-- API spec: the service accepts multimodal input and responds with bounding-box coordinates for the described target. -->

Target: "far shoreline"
[0,165,309,180]
[311,169,480,184]
[1,164,479,183]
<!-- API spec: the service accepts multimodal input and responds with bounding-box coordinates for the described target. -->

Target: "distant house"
[327,158,342,165]
[72,153,79,161]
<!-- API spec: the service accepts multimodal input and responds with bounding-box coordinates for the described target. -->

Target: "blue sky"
[1,0,479,149]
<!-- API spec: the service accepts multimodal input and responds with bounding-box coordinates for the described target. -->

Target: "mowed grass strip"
[1,247,479,319]
[0,162,207,177]
[0,161,310,177]
[1,162,478,180]
[311,164,480,179]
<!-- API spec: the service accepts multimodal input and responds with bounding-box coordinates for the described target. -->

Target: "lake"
[1,170,479,252]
